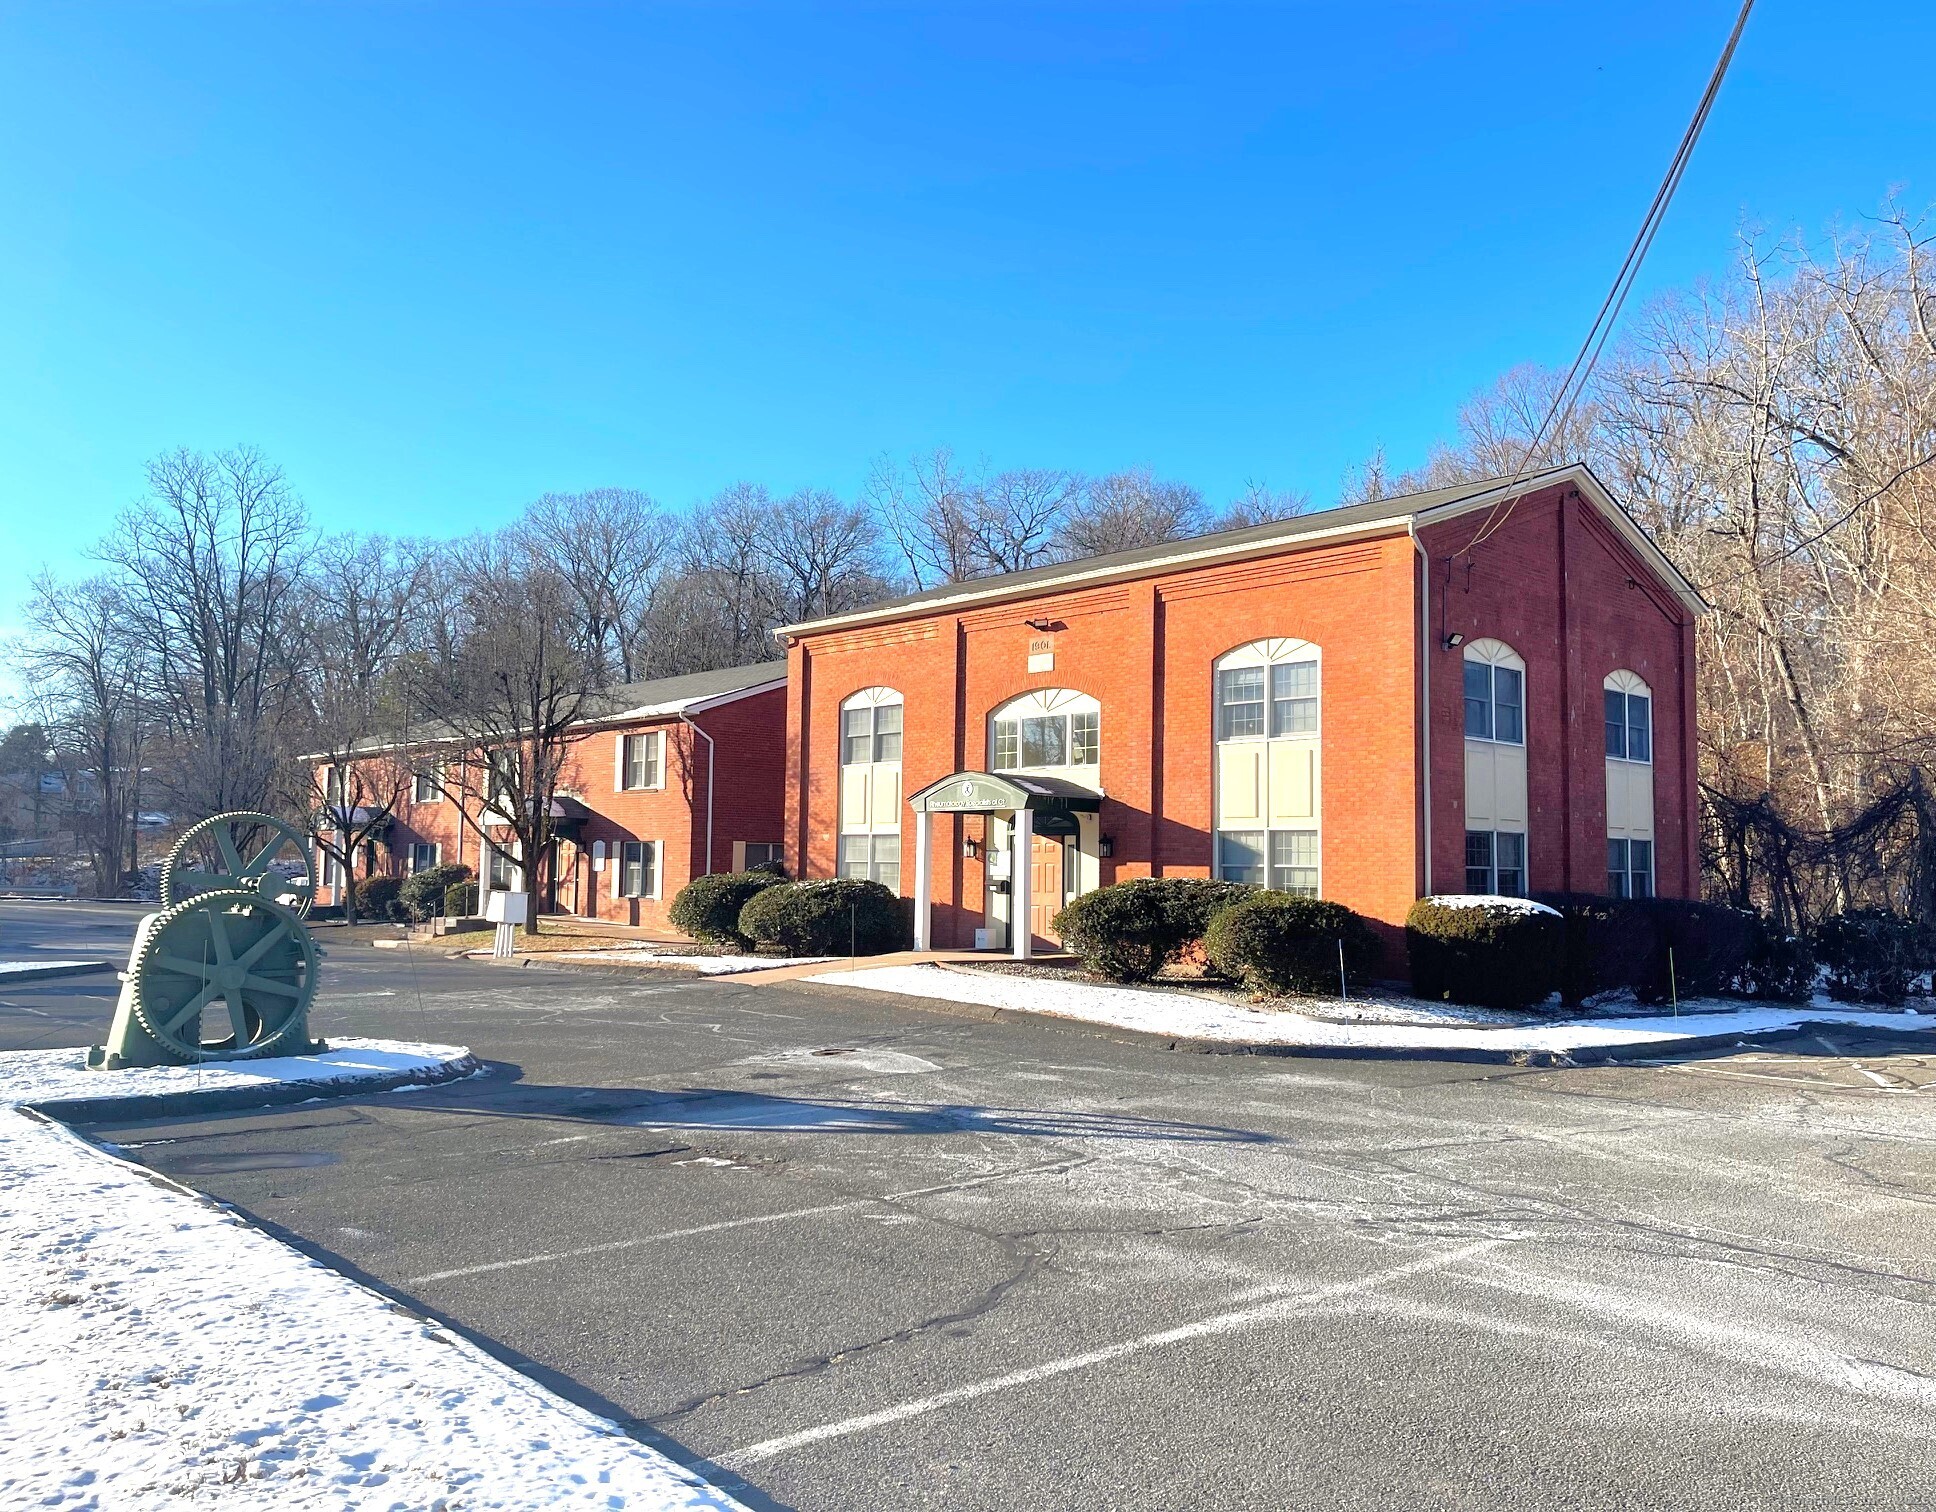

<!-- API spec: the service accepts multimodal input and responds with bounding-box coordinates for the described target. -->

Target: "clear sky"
[1,0,1929,665]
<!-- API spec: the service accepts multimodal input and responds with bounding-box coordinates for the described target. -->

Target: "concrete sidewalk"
[725,948,1064,986]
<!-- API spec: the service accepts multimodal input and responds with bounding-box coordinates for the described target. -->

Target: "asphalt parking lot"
[7,898,1936,1511]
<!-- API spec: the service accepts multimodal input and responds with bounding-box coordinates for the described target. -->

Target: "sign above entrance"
[906,770,1104,815]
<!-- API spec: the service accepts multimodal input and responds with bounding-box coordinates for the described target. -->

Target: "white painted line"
[719,1237,1506,1468]
[1814,1034,1912,1092]
[403,1157,1085,1287]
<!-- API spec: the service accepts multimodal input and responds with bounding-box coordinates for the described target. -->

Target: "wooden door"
[1029,833,1065,949]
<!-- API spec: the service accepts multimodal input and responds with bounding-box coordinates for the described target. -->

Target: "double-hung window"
[487,846,517,891]
[409,842,440,873]
[1605,689,1652,762]
[1607,838,1653,899]
[1464,660,1524,744]
[838,833,901,891]
[741,842,784,871]
[621,731,663,790]
[1269,660,1319,737]
[990,703,1099,771]
[412,769,442,805]
[1217,667,1267,740]
[619,840,659,898]
[1465,830,1526,896]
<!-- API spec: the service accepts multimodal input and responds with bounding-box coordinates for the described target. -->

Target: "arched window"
[989,688,1100,778]
[1212,639,1321,895]
[1462,639,1528,895]
[837,688,902,890]
[1604,670,1655,898]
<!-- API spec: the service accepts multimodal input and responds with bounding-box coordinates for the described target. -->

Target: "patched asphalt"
[8,898,1936,1511]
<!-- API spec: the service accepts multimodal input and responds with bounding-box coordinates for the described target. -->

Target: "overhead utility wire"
[1458,0,1756,557]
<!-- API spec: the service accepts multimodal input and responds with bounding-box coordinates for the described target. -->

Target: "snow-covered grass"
[546,949,835,974]
[0,1111,751,1510]
[0,1037,474,1112]
[1418,893,1561,917]
[812,963,1931,1054]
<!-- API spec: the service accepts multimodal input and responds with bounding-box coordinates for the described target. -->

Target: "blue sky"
[1,0,1929,663]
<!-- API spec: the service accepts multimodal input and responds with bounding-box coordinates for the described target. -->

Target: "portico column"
[1012,805,1034,961]
[912,808,932,951]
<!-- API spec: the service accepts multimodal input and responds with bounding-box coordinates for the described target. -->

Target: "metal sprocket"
[126,888,319,1061]
[161,810,316,918]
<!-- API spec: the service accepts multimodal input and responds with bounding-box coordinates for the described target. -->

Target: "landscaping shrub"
[1741,924,1816,1004]
[1053,876,1250,983]
[1202,894,1380,997]
[398,863,472,923]
[356,875,404,922]
[1405,896,1563,1011]
[443,880,480,919]
[1533,893,1767,1005]
[669,869,786,949]
[1533,892,1654,1006]
[738,878,909,956]
[1812,907,1925,1005]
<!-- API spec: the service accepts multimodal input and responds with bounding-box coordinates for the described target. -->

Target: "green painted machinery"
[90,812,324,1070]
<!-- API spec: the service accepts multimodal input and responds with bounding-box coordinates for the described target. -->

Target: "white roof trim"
[778,463,1704,638]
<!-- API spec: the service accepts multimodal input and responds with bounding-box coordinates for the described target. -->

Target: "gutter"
[679,711,716,877]
[1410,520,1433,896]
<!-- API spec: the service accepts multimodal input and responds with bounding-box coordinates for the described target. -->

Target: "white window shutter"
[612,843,622,898]
[614,733,625,791]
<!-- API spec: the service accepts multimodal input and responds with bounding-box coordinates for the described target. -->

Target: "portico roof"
[906,771,1103,815]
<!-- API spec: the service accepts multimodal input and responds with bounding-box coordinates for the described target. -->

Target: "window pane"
[642,732,661,786]
[1020,715,1067,767]
[1219,667,1265,740]
[872,834,901,893]
[1217,831,1266,886]
[1071,710,1100,764]
[873,704,902,762]
[1604,690,1627,759]
[642,842,659,897]
[1268,830,1319,896]
[1630,839,1653,898]
[1463,661,1492,740]
[838,835,870,877]
[1628,696,1651,762]
[1493,666,1523,744]
[1607,838,1628,899]
[1464,829,1493,894]
[1495,831,1525,896]
[993,721,1019,771]
[842,708,870,764]
[1270,661,1319,737]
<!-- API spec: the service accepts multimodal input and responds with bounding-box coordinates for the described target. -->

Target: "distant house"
[312,662,787,929]
[774,464,1704,957]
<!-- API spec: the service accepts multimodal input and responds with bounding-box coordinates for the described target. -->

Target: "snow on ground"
[0,959,107,975]
[0,1037,472,1112]
[547,950,835,974]
[812,964,1931,1054]
[0,1110,751,1510]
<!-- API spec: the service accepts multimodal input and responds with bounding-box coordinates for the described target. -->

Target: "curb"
[802,970,1936,1067]
[0,960,116,983]
[23,1050,486,1125]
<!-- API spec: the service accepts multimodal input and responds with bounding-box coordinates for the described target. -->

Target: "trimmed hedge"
[1203,894,1380,997]
[1053,877,1251,983]
[399,862,472,922]
[1813,907,1924,1004]
[357,875,404,922]
[1406,896,1563,1011]
[670,869,786,949]
[1742,926,1816,1004]
[738,878,909,956]
[1532,893,1772,1005]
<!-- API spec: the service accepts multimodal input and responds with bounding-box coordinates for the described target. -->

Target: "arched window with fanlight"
[1604,669,1655,898]
[1212,639,1321,896]
[837,687,903,891]
[988,688,1101,781]
[1462,638,1528,896]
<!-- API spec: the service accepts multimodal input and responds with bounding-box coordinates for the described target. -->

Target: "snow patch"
[1418,894,1562,917]
[812,964,1930,1054]
[548,950,835,974]
[0,1112,751,1509]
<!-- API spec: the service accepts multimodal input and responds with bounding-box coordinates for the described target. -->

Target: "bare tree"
[1055,468,1208,558]
[513,489,675,682]
[864,449,980,589]
[17,573,148,896]
[1217,479,1312,530]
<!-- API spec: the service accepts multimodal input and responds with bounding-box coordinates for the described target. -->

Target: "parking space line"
[403,1156,1085,1287]
[719,1237,1505,1468]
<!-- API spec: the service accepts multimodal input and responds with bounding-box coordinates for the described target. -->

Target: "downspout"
[680,711,716,877]
[1410,521,1433,896]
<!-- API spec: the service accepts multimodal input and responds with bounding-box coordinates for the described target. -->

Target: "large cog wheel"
[127,889,320,1061]
[161,811,316,919]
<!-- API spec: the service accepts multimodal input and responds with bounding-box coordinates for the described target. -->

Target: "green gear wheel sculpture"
[161,810,316,919]
[90,883,324,1071]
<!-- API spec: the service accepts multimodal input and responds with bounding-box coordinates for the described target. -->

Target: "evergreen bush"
[1202,893,1380,997]
[670,869,786,949]
[1405,896,1563,1011]
[738,878,909,956]
[1052,876,1250,982]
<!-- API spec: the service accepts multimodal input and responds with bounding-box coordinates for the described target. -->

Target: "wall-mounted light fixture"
[1099,834,1115,858]
[1442,632,1465,651]
[1024,617,1054,632]
[964,836,983,861]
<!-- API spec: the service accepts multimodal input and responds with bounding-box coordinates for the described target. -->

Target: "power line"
[1458,0,1756,558]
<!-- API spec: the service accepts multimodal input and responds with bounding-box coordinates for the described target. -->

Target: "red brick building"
[776,466,1704,958]
[315,662,788,931]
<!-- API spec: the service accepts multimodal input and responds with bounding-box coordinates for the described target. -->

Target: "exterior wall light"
[1099,834,1115,858]
[1442,632,1466,650]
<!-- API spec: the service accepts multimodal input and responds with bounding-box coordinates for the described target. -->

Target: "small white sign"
[1027,635,1054,673]
[973,928,992,950]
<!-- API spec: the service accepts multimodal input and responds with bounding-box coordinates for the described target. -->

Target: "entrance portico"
[906,772,1103,959]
